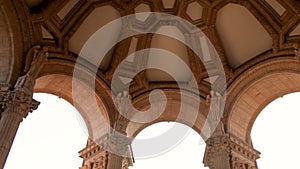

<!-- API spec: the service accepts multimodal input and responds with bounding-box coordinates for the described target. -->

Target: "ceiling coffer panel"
[216,4,273,69]
[69,6,121,70]
[146,26,191,82]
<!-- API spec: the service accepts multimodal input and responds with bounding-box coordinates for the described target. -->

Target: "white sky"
[4,92,300,169]
[4,94,88,169]
[251,92,300,169]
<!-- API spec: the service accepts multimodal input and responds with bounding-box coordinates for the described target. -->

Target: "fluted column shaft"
[0,45,47,168]
[0,88,39,169]
[0,109,24,168]
[107,153,123,169]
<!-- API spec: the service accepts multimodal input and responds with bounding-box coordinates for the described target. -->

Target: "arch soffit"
[225,57,300,144]
[127,89,210,140]
[34,58,115,138]
[0,1,30,84]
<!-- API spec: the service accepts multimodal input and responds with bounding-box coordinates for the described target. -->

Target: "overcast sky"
[4,92,300,168]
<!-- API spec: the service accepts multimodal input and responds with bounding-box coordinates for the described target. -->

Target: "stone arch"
[126,89,210,140]
[0,6,13,83]
[130,121,207,167]
[0,1,33,84]
[0,4,19,84]
[226,57,300,144]
[34,58,114,140]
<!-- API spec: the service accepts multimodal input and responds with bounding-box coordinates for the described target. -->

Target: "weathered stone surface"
[2,0,300,168]
[0,7,12,83]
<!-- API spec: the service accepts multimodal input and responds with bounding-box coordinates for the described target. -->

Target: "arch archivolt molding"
[34,55,212,140]
[34,57,114,137]
[127,89,209,139]
[4,0,300,168]
[225,56,300,144]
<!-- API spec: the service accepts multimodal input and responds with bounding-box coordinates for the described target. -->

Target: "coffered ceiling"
[19,0,300,93]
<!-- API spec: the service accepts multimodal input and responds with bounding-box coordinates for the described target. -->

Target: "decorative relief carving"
[104,132,132,157]
[114,91,133,134]
[206,90,224,122]
[79,137,133,169]
[13,45,48,95]
[92,155,107,169]
[0,89,39,118]
[24,45,48,79]
[231,156,257,169]
[0,46,47,118]
[121,157,132,169]
[204,132,260,169]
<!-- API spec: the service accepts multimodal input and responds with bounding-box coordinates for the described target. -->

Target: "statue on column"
[24,45,48,79]
[206,90,224,122]
[114,91,132,134]
[0,46,47,169]
[206,90,226,136]
[15,45,48,90]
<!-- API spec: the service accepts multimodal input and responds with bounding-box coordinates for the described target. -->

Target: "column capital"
[0,88,39,119]
[104,132,132,157]
[204,124,260,169]
[79,138,133,169]
[0,46,46,168]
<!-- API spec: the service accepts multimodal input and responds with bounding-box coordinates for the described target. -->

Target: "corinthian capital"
[1,89,39,118]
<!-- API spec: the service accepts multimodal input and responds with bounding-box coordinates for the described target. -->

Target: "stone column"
[0,45,48,168]
[203,123,231,169]
[105,133,132,169]
[0,88,39,169]
[79,137,133,169]
[106,91,133,169]
[203,123,260,169]
[79,91,134,169]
